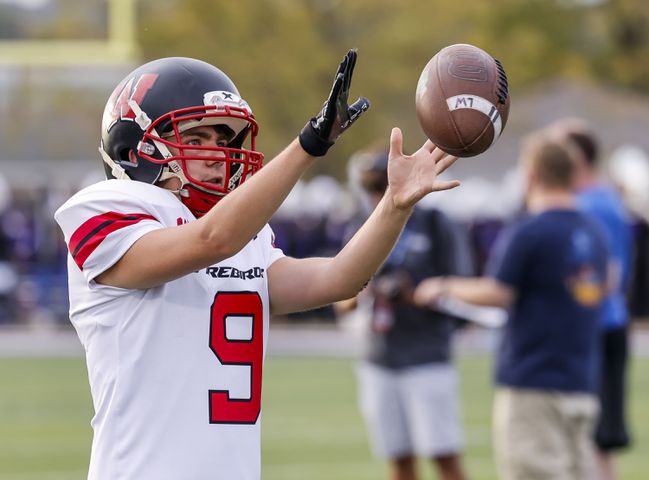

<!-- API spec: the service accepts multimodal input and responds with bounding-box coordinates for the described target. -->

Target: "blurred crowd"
[0,183,71,326]
[1,145,647,329]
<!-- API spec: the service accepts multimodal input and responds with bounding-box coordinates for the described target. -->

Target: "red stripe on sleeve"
[69,211,158,270]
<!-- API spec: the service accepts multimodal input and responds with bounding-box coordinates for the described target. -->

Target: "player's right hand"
[298,49,370,157]
[386,128,460,210]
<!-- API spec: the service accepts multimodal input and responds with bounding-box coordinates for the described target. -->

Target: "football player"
[55,50,460,480]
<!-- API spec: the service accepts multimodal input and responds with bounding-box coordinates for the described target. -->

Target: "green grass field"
[1,354,648,480]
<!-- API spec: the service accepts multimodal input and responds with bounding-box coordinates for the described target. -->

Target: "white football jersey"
[55,179,284,480]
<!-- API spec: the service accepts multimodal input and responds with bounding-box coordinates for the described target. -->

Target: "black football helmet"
[100,57,263,217]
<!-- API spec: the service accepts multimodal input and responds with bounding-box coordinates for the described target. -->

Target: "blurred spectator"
[414,129,609,480]
[337,150,471,480]
[608,145,649,319]
[0,220,17,323]
[627,219,649,318]
[0,173,16,323]
[0,183,71,327]
[550,118,634,480]
[271,176,356,322]
[468,218,506,275]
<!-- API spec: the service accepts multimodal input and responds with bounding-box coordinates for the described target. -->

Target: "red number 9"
[208,291,264,424]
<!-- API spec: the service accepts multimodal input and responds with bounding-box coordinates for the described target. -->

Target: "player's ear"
[526,164,539,190]
[128,150,139,166]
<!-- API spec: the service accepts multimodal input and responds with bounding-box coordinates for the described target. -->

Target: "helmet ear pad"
[229,125,248,150]
[101,134,165,185]
[107,147,165,185]
[225,125,251,188]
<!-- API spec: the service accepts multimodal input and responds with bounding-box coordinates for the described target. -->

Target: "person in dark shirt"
[550,118,634,480]
[414,129,609,480]
[337,151,471,480]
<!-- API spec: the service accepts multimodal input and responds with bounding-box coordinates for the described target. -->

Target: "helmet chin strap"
[229,165,243,191]
[158,159,193,197]
[126,98,192,195]
[99,147,131,180]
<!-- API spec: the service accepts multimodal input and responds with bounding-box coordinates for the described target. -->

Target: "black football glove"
[299,48,370,157]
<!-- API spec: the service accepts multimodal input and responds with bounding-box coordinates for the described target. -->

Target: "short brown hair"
[547,118,599,168]
[521,131,579,189]
[359,151,389,194]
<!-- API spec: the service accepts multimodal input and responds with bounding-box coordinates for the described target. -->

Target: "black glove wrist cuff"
[299,120,335,157]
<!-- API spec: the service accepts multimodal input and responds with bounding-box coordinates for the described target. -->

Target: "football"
[415,44,510,157]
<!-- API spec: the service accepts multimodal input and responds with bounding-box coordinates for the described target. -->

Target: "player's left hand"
[386,128,460,210]
[299,48,370,157]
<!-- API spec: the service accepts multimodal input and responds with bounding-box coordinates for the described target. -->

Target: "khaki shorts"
[493,386,599,480]
[355,361,463,459]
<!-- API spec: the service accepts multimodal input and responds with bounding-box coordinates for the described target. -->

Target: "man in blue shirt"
[552,118,633,480]
[414,129,609,480]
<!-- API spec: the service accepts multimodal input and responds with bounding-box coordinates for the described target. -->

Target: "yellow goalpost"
[0,0,139,66]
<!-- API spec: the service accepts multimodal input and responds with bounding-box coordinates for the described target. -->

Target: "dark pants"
[595,326,631,451]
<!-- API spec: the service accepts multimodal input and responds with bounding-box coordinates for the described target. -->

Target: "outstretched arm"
[413,275,515,309]
[96,50,369,290]
[268,128,460,315]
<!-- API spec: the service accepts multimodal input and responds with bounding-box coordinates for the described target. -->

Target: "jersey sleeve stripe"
[69,212,158,270]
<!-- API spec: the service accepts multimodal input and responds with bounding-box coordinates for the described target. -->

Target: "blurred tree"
[474,0,649,93]
[138,0,365,175]
[135,0,649,177]
[3,0,649,177]
[601,0,649,92]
